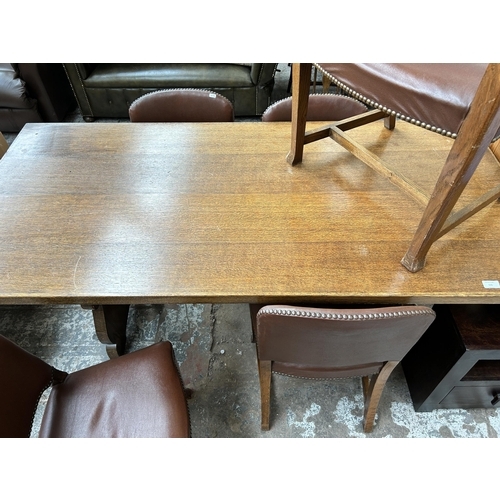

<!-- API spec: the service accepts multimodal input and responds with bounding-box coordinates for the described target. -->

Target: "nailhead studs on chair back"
[129,88,234,122]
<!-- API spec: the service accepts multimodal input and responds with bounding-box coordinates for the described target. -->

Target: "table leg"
[82,304,130,358]
[287,63,312,166]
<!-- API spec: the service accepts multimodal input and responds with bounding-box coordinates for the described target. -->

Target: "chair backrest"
[262,93,368,122]
[0,334,65,437]
[314,63,500,141]
[256,305,436,378]
[129,88,234,122]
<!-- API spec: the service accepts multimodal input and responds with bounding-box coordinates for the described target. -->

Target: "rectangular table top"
[1,121,500,306]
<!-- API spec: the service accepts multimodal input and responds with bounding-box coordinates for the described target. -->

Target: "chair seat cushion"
[315,63,500,139]
[39,341,190,438]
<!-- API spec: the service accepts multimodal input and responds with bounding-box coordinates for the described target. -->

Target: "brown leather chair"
[0,335,190,438]
[262,93,368,122]
[287,63,500,272]
[251,304,435,432]
[129,88,234,122]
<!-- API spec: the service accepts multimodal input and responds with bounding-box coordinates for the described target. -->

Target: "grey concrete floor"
[1,303,499,438]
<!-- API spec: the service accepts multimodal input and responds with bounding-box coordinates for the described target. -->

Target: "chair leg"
[287,63,313,166]
[362,361,399,433]
[322,74,331,93]
[401,63,500,272]
[258,360,272,430]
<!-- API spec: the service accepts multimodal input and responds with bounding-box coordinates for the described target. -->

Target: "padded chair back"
[0,335,190,438]
[253,304,436,431]
[256,305,436,378]
[262,93,368,122]
[129,88,234,122]
[0,334,66,438]
[315,63,500,140]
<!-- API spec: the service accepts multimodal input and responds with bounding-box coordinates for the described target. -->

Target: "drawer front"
[439,385,500,409]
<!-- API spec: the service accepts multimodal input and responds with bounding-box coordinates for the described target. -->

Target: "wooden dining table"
[1,121,500,356]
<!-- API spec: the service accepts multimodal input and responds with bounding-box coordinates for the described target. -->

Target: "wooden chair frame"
[254,304,436,433]
[258,358,399,433]
[287,63,500,272]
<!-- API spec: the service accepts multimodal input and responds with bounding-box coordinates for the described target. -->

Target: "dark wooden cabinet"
[402,304,500,411]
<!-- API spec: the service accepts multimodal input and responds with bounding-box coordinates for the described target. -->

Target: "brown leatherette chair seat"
[262,93,368,122]
[287,63,500,272]
[0,335,190,438]
[129,88,234,122]
[251,304,436,432]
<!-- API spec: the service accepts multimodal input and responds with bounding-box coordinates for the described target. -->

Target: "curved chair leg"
[258,360,272,430]
[362,361,399,433]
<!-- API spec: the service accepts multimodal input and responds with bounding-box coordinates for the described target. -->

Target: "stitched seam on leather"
[314,63,458,139]
[29,368,57,438]
[262,93,367,119]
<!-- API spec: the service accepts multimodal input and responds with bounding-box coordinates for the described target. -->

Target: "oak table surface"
[1,121,500,307]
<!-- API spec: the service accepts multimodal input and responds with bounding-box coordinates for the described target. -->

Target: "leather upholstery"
[0,63,40,132]
[0,63,75,132]
[315,63,500,140]
[0,335,190,438]
[39,341,190,438]
[129,89,234,122]
[262,93,368,122]
[63,63,278,120]
[0,334,65,438]
[254,305,436,378]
